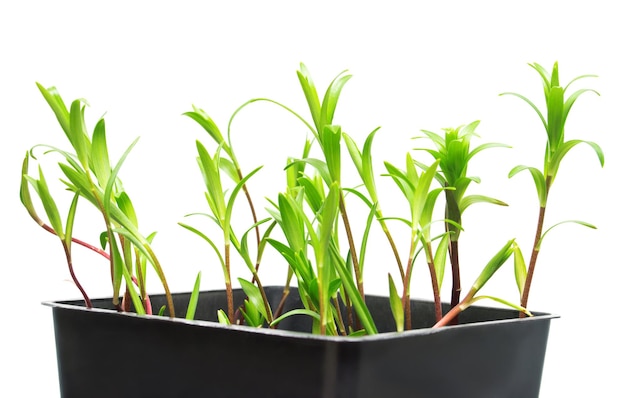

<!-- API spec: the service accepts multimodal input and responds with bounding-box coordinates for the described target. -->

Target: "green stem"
[225,243,234,323]
[401,236,417,330]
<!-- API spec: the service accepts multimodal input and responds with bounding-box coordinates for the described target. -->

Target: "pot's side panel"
[52,307,339,398]
[353,318,552,398]
[50,289,554,398]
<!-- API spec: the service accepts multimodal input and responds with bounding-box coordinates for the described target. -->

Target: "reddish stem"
[41,223,110,259]
[62,243,92,308]
[519,205,546,317]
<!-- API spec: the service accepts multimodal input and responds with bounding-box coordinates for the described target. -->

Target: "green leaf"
[512,243,527,296]
[116,192,138,228]
[546,86,564,152]
[107,234,125,306]
[276,193,306,252]
[464,295,532,316]
[547,139,604,180]
[178,222,227,277]
[91,118,111,189]
[196,141,226,222]
[68,99,91,168]
[103,137,140,225]
[298,176,324,214]
[538,220,597,250]
[563,88,600,123]
[219,157,241,183]
[20,152,43,223]
[344,128,381,204]
[320,70,351,128]
[459,194,508,215]
[238,278,270,323]
[343,133,362,175]
[321,125,342,185]
[467,142,511,161]
[185,272,202,320]
[357,202,377,273]
[36,83,71,139]
[413,160,441,232]
[318,183,340,261]
[183,107,225,145]
[297,63,322,133]
[224,166,262,226]
[433,233,450,290]
[269,308,321,327]
[471,239,516,293]
[64,193,80,248]
[388,274,404,332]
[509,165,547,206]
[217,309,231,325]
[28,167,64,238]
[121,264,145,315]
[499,92,547,132]
[383,161,414,201]
[330,244,377,335]
[241,299,263,327]
[288,158,332,187]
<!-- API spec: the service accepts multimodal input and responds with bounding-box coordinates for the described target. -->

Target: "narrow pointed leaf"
[512,243,527,296]
[434,233,450,290]
[471,239,515,293]
[388,274,404,332]
[509,165,547,206]
[238,278,270,322]
[185,272,202,320]
[91,118,111,189]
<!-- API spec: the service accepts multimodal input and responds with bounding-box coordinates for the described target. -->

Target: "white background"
[1,1,623,397]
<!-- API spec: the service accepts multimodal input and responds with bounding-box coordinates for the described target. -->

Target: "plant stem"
[237,169,261,271]
[252,273,273,324]
[433,287,477,328]
[425,243,443,322]
[62,242,92,308]
[143,244,175,317]
[40,222,111,259]
[339,195,364,298]
[225,244,234,323]
[433,298,464,328]
[401,237,416,330]
[519,204,547,317]
[379,217,405,281]
[319,283,326,335]
[345,294,355,332]
[449,240,461,325]
[519,176,552,317]
[333,296,347,336]
[272,284,291,328]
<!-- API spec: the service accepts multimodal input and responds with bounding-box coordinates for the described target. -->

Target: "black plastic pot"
[44,286,556,398]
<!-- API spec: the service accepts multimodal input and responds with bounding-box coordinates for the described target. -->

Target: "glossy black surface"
[47,286,556,398]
